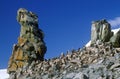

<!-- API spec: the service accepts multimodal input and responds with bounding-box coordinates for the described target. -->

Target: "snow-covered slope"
[86,28,120,47]
[0,69,9,79]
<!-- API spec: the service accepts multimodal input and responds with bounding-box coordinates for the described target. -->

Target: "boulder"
[7,8,47,74]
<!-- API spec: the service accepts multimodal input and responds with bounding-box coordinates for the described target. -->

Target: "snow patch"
[0,69,9,79]
[111,28,120,34]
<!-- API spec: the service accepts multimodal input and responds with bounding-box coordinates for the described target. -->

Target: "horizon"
[0,0,120,69]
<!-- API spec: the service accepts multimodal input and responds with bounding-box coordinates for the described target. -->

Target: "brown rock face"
[7,8,47,74]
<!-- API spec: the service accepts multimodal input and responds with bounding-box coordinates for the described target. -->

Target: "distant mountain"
[86,28,120,47]
[0,69,9,79]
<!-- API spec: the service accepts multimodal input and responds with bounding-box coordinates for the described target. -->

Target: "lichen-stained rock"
[91,19,113,45]
[110,30,120,47]
[7,8,47,74]
[18,37,27,46]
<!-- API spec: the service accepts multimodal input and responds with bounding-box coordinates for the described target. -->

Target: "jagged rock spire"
[91,19,113,45]
[7,8,47,74]
[91,19,120,47]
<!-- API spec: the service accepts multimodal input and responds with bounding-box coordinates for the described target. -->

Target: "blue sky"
[0,0,120,69]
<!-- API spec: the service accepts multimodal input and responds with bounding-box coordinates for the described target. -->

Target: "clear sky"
[0,0,120,69]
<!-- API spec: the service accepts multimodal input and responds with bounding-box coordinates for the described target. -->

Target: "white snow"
[85,28,120,47]
[0,69,9,79]
[112,28,120,34]
[85,41,91,47]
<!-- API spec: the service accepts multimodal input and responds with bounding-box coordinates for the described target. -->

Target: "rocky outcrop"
[91,19,113,45]
[110,30,120,47]
[91,19,120,48]
[8,42,120,79]
[7,8,47,74]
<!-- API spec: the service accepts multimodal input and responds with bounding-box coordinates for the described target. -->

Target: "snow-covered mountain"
[86,28,120,47]
[0,69,9,79]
